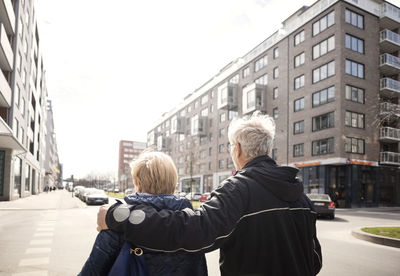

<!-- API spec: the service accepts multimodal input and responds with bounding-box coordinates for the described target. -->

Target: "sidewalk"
[0,189,86,210]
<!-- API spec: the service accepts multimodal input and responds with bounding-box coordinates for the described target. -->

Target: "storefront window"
[14,157,22,194]
[203,175,213,192]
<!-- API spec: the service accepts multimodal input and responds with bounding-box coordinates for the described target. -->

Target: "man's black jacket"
[106,155,322,276]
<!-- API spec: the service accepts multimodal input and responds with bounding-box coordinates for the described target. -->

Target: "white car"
[86,189,109,205]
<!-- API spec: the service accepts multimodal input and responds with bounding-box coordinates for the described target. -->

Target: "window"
[312,112,335,132]
[218,144,225,153]
[273,47,279,59]
[294,75,305,90]
[220,112,226,122]
[345,85,364,104]
[229,74,239,84]
[273,87,278,99]
[313,61,335,83]
[293,144,304,157]
[273,108,278,120]
[201,95,208,105]
[243,67,250,78]
[16,52,22,72]
[345,34,364,54]
[219,160,225,169]
[255,73,268,85]
[312,10,335,36]
[312,86,335,107]
[345,137,365,154]
[345,111,364,129]
[14,85,20,108]
[294,121,304,134]
[345,9,364,29]
[255,55,268,72]
[228,110,238,120]
[312,138,334,155]
[345,59,364,78]
[201,108,208,117]
[294,97,304,112]
[312,36,335,59]
[294,30,305,46]
[294,52,305,68]
[219,128,225,138]
[21,69,26,86]
[271,148,277,161]
[273,67,279,79]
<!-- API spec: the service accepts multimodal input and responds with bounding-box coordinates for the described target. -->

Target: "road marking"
[12,271,48,276]
[25,248,52,254]
[33,232,54,237]
[30,239,52,245]
[36,227,54,232]
[19,257,50,266]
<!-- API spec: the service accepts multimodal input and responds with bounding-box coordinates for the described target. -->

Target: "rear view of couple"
[79,112,322,276]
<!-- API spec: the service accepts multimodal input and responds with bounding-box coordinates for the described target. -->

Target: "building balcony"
[380,127,400,143]
[380,151,400,166]
[0,23,13,71]
[380,102,400,117]
[157,136,170,151]
[380,29,400,53]
[0,65,11,107]
[191,116,207,137]
[380,78,400,97]
[380,2,400,30]
[0,0,15,35]
[171,115,185,134]
[217,82,238,110]
[380,53,400,76]
[242,83,267,115]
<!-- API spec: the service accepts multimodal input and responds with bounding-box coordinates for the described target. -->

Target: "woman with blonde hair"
[79,151,207,276]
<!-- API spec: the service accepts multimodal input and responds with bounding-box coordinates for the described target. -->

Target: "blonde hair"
[228,111,275,161]
[131,151,177,194]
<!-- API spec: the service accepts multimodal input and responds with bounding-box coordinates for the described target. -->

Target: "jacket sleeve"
[313,233,322,275]
[106,178,247,253]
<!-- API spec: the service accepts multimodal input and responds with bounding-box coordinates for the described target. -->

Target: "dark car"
[199,192,211,202]
[86,189,109,205]
[306,193,335,220]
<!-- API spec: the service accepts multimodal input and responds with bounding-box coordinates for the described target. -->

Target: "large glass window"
[345,111,364,129]
[312,112,335,131]
[312,138,334,155]
[25,164,30,191]
[294,75,305,90]
[312,10,335,36]
[255,55,268,72]
[294,97,305,112]
[294,52,305,68]
[345,85,364,104]
[294,30,305,46]
[345,34,364,54]
[312,86,335,107]
[312,36,335,59]
[294,120,304,134]
[313,61,335,83]
[345,9,364,29]
[255,73,268,85]
[293,144,304,157]
[345,59,364,78]
[345,137,365,154]
[14,157,22,192]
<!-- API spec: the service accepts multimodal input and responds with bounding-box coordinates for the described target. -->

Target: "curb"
[351,227,400,249]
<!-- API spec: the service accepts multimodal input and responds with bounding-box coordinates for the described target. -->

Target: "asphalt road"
[0,191,399,276]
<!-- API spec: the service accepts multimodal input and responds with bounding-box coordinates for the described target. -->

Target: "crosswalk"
[11,211,57,276]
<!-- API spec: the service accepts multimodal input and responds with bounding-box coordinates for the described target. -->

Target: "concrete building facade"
[118,140,146,193]
[147,0,400,207]
[0,0,58,200]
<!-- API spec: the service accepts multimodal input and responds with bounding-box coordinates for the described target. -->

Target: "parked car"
[81,188,97,202]
[199,192,211,202]
[124,188,134,195]
[86,189,109,205]
[306,193,335,220]
[185,193,202,201]
[73,186,85,197]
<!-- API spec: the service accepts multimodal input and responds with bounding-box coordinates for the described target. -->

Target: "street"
[0,190,399,276]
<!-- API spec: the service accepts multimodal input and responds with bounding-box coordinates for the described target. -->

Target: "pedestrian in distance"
[78,151,207,276]
[98,111,322,276]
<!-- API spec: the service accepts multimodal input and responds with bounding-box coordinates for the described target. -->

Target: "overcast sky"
[34,0,396,179]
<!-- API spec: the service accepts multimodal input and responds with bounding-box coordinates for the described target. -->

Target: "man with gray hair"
[98,112,322,276]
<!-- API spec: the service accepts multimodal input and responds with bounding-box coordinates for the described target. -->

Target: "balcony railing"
[380,78,400,97]
[380,29,400,53]
[380,2,400,29]
[0,0,16,35]
[0,23,13,71]
[380,127,400,142]
[380,53,400,75]
[380,151,400,166]
[380,102,400,117]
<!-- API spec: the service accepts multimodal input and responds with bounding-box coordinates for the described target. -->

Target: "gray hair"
[228,111,275,161]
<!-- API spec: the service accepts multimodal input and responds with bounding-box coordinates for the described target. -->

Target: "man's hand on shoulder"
[97,204,110,232]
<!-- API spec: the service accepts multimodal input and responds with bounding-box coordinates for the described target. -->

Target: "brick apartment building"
[147,0,400,208]
[118,140,146,192]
